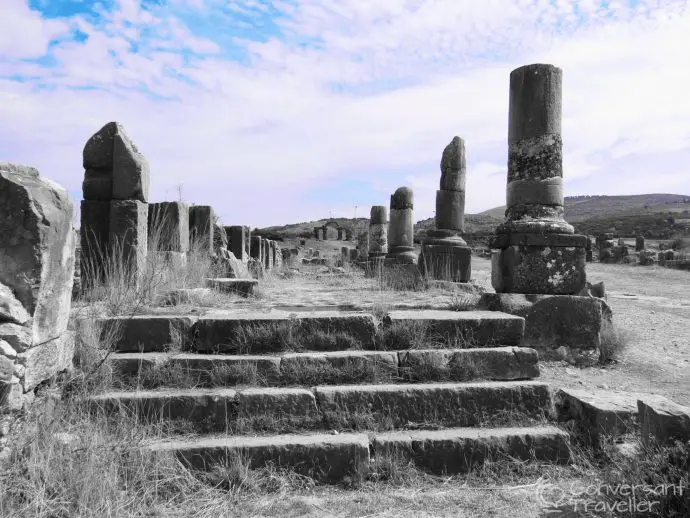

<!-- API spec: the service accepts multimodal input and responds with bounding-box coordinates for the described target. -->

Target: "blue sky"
[1,0,689,227]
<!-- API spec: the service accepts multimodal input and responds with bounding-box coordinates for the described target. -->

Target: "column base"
[419,243,472,282]
[491,234,587,295]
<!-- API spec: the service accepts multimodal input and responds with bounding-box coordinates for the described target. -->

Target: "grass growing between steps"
[4,383,687,518]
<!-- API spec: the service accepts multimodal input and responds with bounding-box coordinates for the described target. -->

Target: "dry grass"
[598,320,633,364]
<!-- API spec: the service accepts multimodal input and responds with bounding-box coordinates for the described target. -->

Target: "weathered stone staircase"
[88,309,571,482]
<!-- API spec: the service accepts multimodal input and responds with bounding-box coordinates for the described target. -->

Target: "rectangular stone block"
[205,278,258,297]
[492,244,586,295]
[91,315,198,352]
[188,205,214,252]
[91,388,236,432]
[315,381,552,428]
[398,347,539,382]
[147,433,370,482]
[194,311,378,353]
[80,200,110,284]
[479,293,606,350]
[227,226,247,261]
[236,387,319,420]
[373,426,570,473]
[17,331,74,392]
[109,200,148,279]
[250,236,262,260]
[280,351,399,384]
[383,310,525,347]
[638,397,690,447]
[148,202,189,252]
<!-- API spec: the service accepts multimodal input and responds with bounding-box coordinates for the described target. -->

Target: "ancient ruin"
[490,64,586,294]
[385,187,417,265]
[367,206,388,270]
[0,163,75,411]
[80,122,150,286]
[420,137,472,282]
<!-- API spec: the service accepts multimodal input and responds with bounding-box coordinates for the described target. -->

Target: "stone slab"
[280,351,398,384]
[92,315,198,352]
[146,432,370,482]
[373,426,570,473]
[398,347,539,382]
[91,387,237,432]
[148,202,189,252]
[555,388,667,441]
[194,312,377,353]
[638,397,690,447]
[205,278,258,297]
[479,293,608,350]
[315,381,553,427]
[383,310,524,347]
[236,387,318,418]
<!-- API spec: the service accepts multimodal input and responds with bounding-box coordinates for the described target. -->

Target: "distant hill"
[480,194,690,221]
[258,194,690,242]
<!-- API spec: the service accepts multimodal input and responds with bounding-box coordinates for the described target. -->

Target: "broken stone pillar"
[341,247,350,263]
[214,223,227,254]
[490,64,586,294]
[368,207,388,259]
[350,249,359,262]
[148,202,189,252]
[189,205,214,252]
[250,236,262,260]
[264,239,273,271]
[635,236,645,252]
[81,122,150,285]
[228,226,248,262]
[313,227,320,240]
[385,187,417,266]
[0,163,75,411]
[420,137,472,282]
[244,227,252,258]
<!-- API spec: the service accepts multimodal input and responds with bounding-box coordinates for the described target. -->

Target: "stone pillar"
[490,64,586,294]
[245,227,252,258]
[228,226,247,261]
[148,202,189,253]
[635,236,645,252]
[318,228,325,240]
[81,122,149,286]
[189,205,214,252]
[250,235,262,260]
[1,163,75,410]
[349,249,359,262]
[341,246,349,263]
[368,207,388,258]
[264,239,273,271]
[420,136,472,282]
[385,187,417,265]
[313,227,320,240]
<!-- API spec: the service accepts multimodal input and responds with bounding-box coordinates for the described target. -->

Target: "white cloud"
[0,0,688,228]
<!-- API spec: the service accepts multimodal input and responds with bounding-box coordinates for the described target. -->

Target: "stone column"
[250,235,262,260]
[367,206,388,260]
[189,205,214,252]
[149,202,189,257]
[490,64,586,294]
[313,227,320,240]
[80,122,149,288]
[228,226,247,261]
[636,236,645,251]
[349,249,359,262]
[385,187,417,265]
[420,136,472,282]
[585,236,593,262]
[341,246,349,263]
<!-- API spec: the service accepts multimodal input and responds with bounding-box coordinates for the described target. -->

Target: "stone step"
[205,278,258,297]
[316,381,553,428]
[383,310,524,347]
[90,381,552,433]
[144,425,569,482]
[86,310,525,353]
[373,425,571,473]
[109,347,539,387]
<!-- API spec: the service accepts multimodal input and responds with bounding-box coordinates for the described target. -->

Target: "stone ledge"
[638,397,690,447]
